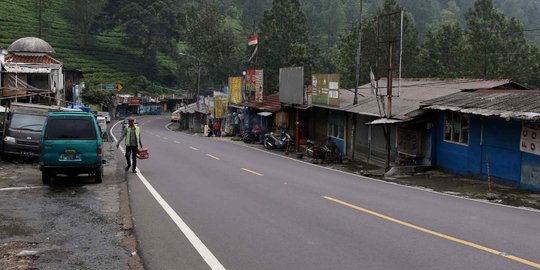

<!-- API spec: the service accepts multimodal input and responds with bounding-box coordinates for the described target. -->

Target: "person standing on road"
[116,118,143,173]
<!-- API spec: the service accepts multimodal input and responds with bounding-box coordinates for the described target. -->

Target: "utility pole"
[351,0,363,161]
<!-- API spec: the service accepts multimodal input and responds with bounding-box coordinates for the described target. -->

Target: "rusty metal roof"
[356,78,522,101]
[240,93,281,112]
[421,90,540,120]
[346,96,421,120]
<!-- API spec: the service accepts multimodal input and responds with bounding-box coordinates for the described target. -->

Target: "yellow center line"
[206,154,220,160]
[174,141,181,144]
[189,146,199,151]
[242,168,264,176]
[323,196,540,269]
[163,137,169,140]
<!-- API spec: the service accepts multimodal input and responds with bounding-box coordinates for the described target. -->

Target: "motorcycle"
[263,131,295,152]
[242,130,257,144]
[305,139,342,163]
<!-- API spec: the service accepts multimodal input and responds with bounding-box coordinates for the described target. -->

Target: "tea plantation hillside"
[0,0,176,87]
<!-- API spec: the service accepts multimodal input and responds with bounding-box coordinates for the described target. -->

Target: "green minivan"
[39,111,105,184]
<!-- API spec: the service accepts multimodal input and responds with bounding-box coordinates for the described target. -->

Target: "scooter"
[263,131,295,152]
[242,130,257,144]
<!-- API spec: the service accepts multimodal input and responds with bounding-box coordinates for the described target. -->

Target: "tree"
[64,0,106,48]
[465,0,539,86]
[81,88,116,109]
[337,0,420,88]
[35,0,51,37]
[416,22,468,78]
[257,0,310,92]
[180,4,243,95]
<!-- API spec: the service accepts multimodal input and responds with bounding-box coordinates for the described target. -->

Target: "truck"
[2,103,78,161]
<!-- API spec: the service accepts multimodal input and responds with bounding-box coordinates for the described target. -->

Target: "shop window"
[328,123,344,139]
[444,112,470,145]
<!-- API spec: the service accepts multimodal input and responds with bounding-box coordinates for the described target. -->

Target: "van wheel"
[42,172,52,185]
[94,168,103,183]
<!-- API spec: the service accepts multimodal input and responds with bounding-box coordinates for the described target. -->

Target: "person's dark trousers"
[125,146,138,172]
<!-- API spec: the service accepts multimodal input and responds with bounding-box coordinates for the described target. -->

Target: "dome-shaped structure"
[7,37,55,53]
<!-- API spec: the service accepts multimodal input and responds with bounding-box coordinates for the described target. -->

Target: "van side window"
[45,118,96,140]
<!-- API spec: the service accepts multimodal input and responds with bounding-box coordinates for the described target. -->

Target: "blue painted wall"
[433,111,540,191]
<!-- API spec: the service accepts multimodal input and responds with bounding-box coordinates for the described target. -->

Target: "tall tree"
[180,4,243,94]
[465,0,539,85]
[417,22,468,78]
[258,0,310,92]
[64,0,106,48]
[35,0,51,37]
[337,0,419,88]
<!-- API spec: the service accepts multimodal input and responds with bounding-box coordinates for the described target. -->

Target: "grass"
[0,0,176,88]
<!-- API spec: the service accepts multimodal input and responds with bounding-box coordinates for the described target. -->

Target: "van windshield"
[10,114,47,132]
[45,118,97,140]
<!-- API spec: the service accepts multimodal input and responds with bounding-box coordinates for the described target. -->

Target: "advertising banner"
[214,92,228,119]
[521,122,540,156]
[312,74,340,107]
[229,76,243,104]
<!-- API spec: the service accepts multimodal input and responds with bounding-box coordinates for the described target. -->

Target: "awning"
[258,111,272,117]
[366,118,406,125]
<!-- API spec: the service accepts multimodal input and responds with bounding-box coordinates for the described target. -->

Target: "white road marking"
[0,186,46,191]
[190,146,199,151]
[110,120,226,270]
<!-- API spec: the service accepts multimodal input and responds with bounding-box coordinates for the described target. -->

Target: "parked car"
[97,111,111,123]
[2,103,79,161]
[171,111,181,122]
[96,116,108,141]
[39,111,105,184]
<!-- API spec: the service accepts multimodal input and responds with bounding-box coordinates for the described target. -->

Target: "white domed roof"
[7,37,55,53]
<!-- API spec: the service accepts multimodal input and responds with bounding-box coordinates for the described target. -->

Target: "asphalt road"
[113,116,540,270]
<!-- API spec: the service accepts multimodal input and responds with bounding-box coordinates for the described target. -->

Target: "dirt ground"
[0,141,144,270]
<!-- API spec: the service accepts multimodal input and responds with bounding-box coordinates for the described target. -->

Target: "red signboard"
[129,98,141,105]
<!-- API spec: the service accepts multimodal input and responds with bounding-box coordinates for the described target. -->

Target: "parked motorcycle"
[242,130,257,144]
[263,131,295,152]
[305,139,342,163]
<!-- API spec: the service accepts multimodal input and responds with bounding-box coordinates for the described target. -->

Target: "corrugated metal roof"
[240,93,281,112]
[356,78,516,101]
[346,96,421,119]
[421,90,540,120]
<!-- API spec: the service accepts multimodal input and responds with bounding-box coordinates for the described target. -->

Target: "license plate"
[62,149,81,161]
[20,151,34,157]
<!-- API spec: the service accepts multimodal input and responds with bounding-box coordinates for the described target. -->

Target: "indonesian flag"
[248,36,258,46]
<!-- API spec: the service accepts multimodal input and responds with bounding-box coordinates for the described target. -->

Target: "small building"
[0,37,64,104]
[239,93,282,136]
[178,101,210,133]
[422,89,540,191]
[346,78,526,167]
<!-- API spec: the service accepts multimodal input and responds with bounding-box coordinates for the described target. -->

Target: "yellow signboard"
[214,92,228,119]
[229,76,243,104]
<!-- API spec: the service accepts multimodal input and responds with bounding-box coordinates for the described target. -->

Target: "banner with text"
[229,76,243,104]
[214,92,228,118]
[521,122,540,156]
[312,74,340,107]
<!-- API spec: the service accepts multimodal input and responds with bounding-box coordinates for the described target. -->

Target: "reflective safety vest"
[125,126,141,147]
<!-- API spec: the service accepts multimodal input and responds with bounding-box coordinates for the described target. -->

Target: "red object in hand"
[137,148,149,159]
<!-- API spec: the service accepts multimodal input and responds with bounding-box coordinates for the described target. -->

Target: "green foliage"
[63,0,106,48]
[180,3,243,94]
[80,88,116,107]
[465,0,540,85]
[337,0,420,88]
[417,22,468,77]
[258,0,310,92]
